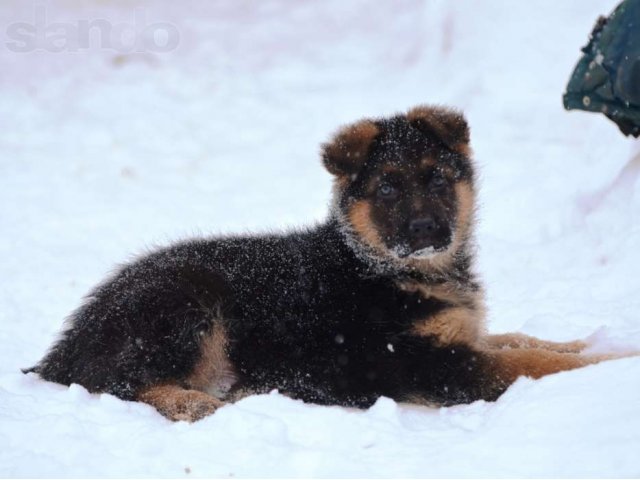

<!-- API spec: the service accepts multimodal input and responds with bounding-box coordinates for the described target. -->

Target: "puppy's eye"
[378,184,397,198]
[430,173,447,189]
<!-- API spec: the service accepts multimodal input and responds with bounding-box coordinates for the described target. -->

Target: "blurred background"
[0,0,638,389]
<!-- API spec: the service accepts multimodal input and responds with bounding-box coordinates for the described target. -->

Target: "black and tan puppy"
[28,105,611,421]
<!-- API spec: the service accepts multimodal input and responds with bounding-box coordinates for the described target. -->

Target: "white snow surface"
[1,0,640,477]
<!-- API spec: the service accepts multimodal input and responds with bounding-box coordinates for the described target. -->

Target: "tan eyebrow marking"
[421,157,436,168]
[382,165,402,174]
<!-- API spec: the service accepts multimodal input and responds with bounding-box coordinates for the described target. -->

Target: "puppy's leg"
[137,384,224,422]
[484,333,586,353]
[478,348,614,398]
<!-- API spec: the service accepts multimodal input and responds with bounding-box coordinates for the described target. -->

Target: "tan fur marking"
[406,105,470,154]
[382,165,402,174]
[453,181,474,249]
[485,349,613,385]
[413,306,482,346]
[186,323,237,396]
[484,333,586,353]
[456,143,473,158]
[399,279,486,347]
[323,120,379,176]
[399,279,589,354]
[421,157,436,168]
[137,384,224,422]
[479,349,632,401]
[348,200,387,253]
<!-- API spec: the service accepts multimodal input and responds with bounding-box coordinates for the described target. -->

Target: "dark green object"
[563,0,640,137]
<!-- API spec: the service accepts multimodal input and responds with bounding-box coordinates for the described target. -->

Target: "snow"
[1,0,640,477]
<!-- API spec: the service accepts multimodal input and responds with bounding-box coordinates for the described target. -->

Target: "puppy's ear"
[321,120,379,176]
[407,105,470,154]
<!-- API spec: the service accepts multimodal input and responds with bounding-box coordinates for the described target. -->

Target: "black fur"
[31,222,489,406]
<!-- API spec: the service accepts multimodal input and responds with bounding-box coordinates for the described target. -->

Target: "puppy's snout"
[409,216,438,238]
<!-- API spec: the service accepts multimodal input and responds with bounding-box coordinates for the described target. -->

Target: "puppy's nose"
[409,217,437,238]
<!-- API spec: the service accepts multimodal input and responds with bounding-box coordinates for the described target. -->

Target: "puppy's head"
[322,105,476,271]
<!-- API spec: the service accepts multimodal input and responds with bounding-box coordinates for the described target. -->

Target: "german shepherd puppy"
[27,105,612,421]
